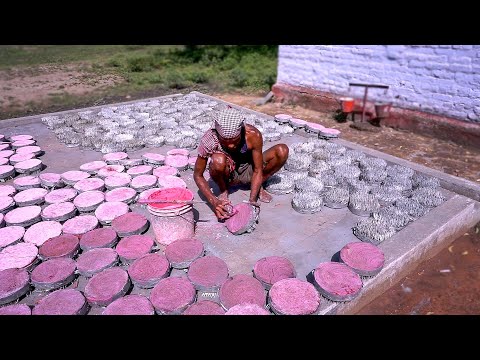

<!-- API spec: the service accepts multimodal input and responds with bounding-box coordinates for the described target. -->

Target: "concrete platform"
[2,92,480,315]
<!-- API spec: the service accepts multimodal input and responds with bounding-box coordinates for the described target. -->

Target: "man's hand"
[245,200,261,208]
[213,198,233,220]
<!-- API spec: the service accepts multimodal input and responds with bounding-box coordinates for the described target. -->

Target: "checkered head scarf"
[213,107,245,139]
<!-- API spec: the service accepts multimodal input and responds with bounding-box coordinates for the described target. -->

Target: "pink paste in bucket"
[73,178,105,192]
[39,173,63,187]
[13,175,41,190]
[268,278,321,315]
[224,203,257,235]
[23,221,63,246]
[73,190,104,212]
[130,175,158,191]
[76,248,118,277]
[102,295,155,315]
[5,205,41,226]
[13,188,48,206]
[104,173,132,189]
[150,277,196,315]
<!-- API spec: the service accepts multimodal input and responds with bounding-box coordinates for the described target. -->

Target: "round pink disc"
[111,212,149,237]
[130,174,157,191]
[5,205,41,226]
[94,201,129,225]
[167,148,189,157]
[340,242,385,276]
[102,295,155,315]
[97,165,125,178]
[0,185,16,197]
[12,139,36,148]
[115,234,154,264]
[0,150,14,158]
[15,146,42,155]
[164,238,204,269]
[0,196,14,213]
[80,228,118,250]
[127,165,153,177]
[23,221,63,246]
[0,165,15,179]
[13,188,48,206]
[321,128,341,135]
[84,267,130,306]
[219,274,266,310]
[38,234,80,260]
[45,189,78,204]
[225,303,271,315]
[73,177,105,192]
[32,289,88,315]
[0,158,8,166]
[164,155,189,170]
[128,253,170,288]
[157,175,187,189]
[0,268,30,305]
[13,175,41,190]
[313,262,363,302]
[188,255,229,291]
[184,301,226,315]
[80,161,108,174]
[10,135,33,141]
[150,277,196,315]
[0,303,31,315]
[9,153,35,165]
[39,173,64,188]
[31,257,76,290]
[225,203,256,235]
[61,170,90,185]
[103,152,128,164]
[0,242,38,271]
[72,190,104,212]
[41,202,77,222]
[253,256,296,289]
[62,215,98,236]
[105,187,137,204]
[153,165,178,177]
[76,248,118,277]
[268,278,321,315]
[104,173,131,189]
[0,226,25,249]
[142,153,165,165]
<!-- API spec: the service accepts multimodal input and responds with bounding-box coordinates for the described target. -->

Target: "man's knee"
[276,144,289,162]
[210,153,228,173]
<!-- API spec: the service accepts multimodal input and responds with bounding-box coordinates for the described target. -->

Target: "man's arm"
[247,127,264,204]
[193,156,231,219]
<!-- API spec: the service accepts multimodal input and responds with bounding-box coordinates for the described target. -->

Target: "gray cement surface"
[2,92,480,315]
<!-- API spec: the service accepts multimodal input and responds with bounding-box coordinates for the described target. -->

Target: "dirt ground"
[1,65,480,314]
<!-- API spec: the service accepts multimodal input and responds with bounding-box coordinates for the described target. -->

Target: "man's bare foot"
[259,187,273,203]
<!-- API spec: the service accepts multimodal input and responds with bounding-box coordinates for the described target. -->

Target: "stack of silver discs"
[353,217,396,244]
[294,177,324,194]
[291,192,324,214]
[348,192,380,217]
[264,172,295,195]
[323,187,349,209]
[411,187,446,207]
[394,197,430,219]
[372,205,412,230]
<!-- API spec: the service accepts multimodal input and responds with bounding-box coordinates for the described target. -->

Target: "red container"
[339,97,355,113]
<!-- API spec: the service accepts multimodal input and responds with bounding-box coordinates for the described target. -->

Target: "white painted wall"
[277,45,480,122]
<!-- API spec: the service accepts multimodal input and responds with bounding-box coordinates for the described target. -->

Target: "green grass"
[0,45,278,119]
